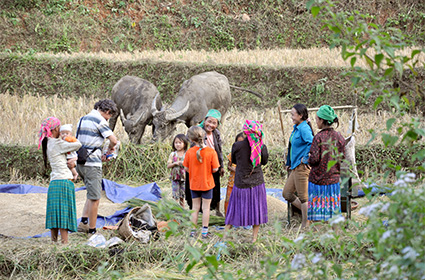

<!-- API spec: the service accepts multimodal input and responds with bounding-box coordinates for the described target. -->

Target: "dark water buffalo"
[110,76,162,144]
[151,71,262,141]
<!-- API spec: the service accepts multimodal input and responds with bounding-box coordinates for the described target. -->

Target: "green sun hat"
[317,105,337,124]
[199,109,222,127]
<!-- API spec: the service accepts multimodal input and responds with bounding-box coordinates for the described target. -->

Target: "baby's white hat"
[60,124,73,132]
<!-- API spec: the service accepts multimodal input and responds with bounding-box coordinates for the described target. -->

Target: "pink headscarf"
[243,120,264,168]
[38,117,61,149]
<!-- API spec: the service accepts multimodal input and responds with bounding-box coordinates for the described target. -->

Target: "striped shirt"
[76,109,114,167]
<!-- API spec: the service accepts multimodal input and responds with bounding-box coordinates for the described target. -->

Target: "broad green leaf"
[383,45,395,58]
[374,96,383,109]
[365,89,374,98]
[185,260,197,273]
[327,160,337,171]
[185,245,202,261]
[411,49,421,58]
[311,6,321,17]
[382,133,399,147]
[384,67,393,77]
[350,57,357,67]
[332,264,343,277]
[412,149,425,161]
[205,255,219,270]
[365,56,374,69]
[351,76,360,86]
[404,130,418,141]
[386,118,396,131]
[394,61,403,76]
[306,0,315,10]
[401,96,410,106]
[375,53,384,68]
[331,25,341,33]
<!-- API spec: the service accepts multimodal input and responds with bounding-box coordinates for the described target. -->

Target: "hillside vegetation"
[1,0,425,53]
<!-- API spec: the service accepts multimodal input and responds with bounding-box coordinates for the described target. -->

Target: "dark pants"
[185,170,221,210]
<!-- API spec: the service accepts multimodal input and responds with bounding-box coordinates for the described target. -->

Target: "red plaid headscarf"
[243,120,264,168]
[38,117,61,149]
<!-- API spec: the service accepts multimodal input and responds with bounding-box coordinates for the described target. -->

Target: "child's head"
[187,126,206,163]
[234,132,246,143]
[187,126,205,144]
[60,124,73,139]
[172,134,189,151]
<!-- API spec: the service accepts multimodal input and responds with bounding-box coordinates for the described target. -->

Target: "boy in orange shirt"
[183,126,220,239]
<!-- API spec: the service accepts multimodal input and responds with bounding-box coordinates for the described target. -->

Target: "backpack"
[76,117,99,165]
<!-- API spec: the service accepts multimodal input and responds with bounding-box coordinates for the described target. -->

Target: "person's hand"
[67,158,76,169]
[102,155,112,162]
[220,167,225,177]
[286,166,291,172]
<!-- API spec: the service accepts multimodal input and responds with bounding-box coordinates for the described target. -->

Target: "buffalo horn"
[134,111,145,124]
[120,109,127,121]
[165,101,190,121]
[151,93,160,116]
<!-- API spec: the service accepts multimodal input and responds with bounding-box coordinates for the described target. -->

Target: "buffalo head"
[151,94,189,141]
[120,109,146,144]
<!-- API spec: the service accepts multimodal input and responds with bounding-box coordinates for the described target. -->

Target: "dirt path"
[0,190,124,238]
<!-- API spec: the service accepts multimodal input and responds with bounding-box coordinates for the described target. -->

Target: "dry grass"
[0,92,418,149]
[33,47,425,68]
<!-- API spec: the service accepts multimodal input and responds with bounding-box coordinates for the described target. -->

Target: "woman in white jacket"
[39,117,82,244]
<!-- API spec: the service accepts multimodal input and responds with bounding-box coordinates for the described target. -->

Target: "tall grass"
[0,92,418,149]
[33,47,425,68]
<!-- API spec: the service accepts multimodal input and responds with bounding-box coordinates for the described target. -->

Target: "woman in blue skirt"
[39,117,81,244]
[308,105,345,222]
[225,120,268,243]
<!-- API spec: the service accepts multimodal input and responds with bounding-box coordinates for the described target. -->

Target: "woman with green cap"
[185,109,225,217]
[308,105,345,223]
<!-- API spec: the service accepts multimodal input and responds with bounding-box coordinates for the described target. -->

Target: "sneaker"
[77,222,89,233]
[189,231,196,238]
[201,233,212,239]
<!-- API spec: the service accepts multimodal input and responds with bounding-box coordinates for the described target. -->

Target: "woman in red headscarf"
[224,120,269,243]
[39,117,81,244]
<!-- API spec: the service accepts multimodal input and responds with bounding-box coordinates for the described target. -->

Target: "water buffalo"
[109,76,162,144]
[151,71,262,141]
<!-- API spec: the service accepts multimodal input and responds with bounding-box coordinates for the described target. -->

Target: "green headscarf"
[317,105,338,124]
[199,109,222,128]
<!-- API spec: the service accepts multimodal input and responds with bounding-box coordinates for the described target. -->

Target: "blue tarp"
[0,179,161,238]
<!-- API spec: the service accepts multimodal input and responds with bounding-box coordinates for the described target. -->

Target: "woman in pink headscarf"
[39,117,81,244]
[225,120,269,243]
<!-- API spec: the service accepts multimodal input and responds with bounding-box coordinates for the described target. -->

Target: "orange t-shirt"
[183,146,220,191]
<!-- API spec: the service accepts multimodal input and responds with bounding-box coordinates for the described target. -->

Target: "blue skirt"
[45,179,78,232]
[307,181,341,221]
[225,183,268,227]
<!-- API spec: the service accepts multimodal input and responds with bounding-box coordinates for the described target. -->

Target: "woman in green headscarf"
[308,105,346,224]
[185,109,225,217]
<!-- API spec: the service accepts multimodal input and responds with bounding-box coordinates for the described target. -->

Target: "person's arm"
[59,139,82,154]
[107,134,118,153]
[212,149,220,173]
[167,153,176,169]
[183,151,190,173]
[301,125,314,164]
[261,144,269,166]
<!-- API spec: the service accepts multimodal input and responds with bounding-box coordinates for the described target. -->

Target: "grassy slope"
[0,0,424,53]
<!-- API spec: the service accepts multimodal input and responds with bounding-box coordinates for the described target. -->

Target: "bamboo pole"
[279,105,357,114]
[277,100,287,146]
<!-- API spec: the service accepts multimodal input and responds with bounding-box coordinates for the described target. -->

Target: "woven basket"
[118,207,141,241]
[118,205,157,241]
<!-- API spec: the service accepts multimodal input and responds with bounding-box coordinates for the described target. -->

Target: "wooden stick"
[277,100,287,146]
[279,105,357,114]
